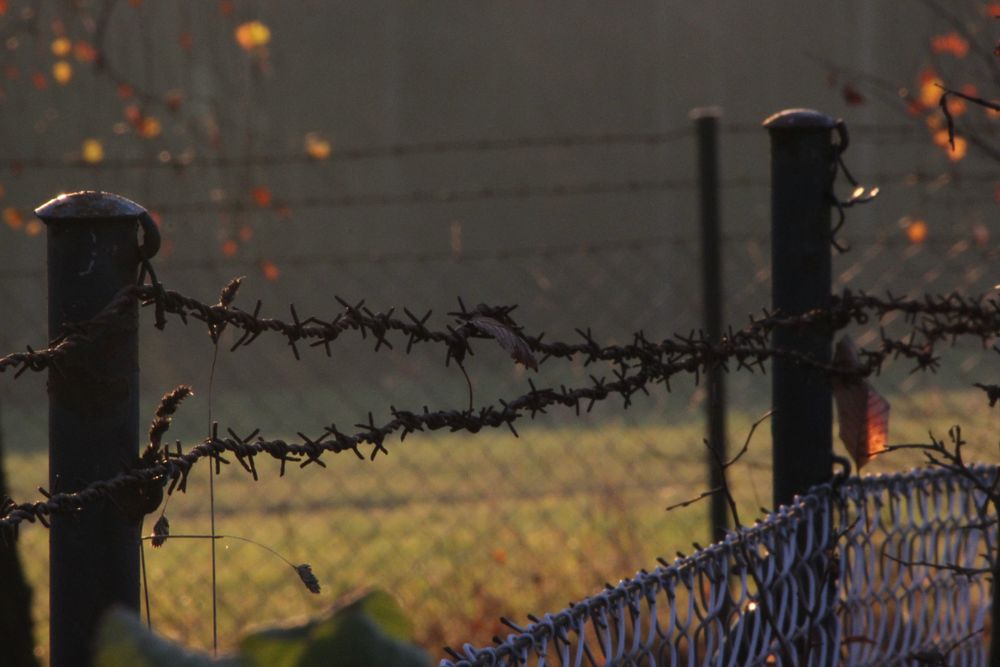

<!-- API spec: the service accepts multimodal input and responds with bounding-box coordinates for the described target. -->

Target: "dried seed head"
[295,563,321,594]
[151,515,170,548]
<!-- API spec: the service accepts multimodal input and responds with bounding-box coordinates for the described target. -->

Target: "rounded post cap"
[35,191,147,223]
[762,108,839,130]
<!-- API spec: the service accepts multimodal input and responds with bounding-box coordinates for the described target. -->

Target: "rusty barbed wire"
[0,333,880,532]
[4,282,1000,531]
[3,279,998,386]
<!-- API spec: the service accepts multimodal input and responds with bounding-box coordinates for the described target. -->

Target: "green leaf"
[240,590,430,667]
[94,607,246,667]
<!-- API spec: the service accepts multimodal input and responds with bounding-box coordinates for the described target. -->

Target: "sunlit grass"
[7,387,999,664]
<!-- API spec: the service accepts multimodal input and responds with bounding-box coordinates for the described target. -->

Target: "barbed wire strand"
[3,281,1000,529]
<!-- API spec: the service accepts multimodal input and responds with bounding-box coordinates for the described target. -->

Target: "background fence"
[3,117,999,661]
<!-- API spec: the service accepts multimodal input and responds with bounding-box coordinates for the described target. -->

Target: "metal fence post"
[763,109,835,509]
[691,107,728,542]
[36,191,145,667]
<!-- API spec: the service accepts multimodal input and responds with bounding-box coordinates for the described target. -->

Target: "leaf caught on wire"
[832,335,890,471]
[467,316,538,371]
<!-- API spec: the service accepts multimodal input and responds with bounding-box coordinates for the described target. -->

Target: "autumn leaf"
[138,116,162,139]
[261,260,280,281]
[304,132,332,160]
[51,37,71,57]
[901,217,928,244]
[73,41,97,63]
[221,239,238,257]
[945,135,967,161]
[3,207,23,230]
[467,316,538,371]
[52,61,72,85]
[832,335,889,471]
[251,185,272,208]
[930,32,969,58]
[82,138,104,164]
[841,83,865,106]
[235,21,271,51]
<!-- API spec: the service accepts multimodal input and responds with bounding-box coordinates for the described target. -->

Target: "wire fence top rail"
[440,465,998,667]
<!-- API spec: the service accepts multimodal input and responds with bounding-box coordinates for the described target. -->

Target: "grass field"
[6,386,999,664]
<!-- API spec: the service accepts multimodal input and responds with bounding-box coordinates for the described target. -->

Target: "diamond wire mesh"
[442,466,996,666]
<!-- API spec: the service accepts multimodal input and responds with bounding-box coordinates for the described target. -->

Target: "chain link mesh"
[442,466,996,666]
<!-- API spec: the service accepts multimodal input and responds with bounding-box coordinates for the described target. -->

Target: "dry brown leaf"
[832,335,890,470]
[468,316,538,371]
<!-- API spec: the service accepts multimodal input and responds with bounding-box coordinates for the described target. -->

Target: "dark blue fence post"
[691,107,728,542]
[36,191,145,667]
[763,109,836,509]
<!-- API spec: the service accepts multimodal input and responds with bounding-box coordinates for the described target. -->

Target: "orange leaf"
[989,2,1000,18]
[0,0,7,16]
[905,218,928,244]
[3,207,23,230]
[219,0,235,17]
[918,75,943,108]
[52,61,72,85]
[945,135,967,162]
[832,336,889,471]
[235,21,271,51]
[251,186,272,208]
[138,116,162,139]
[238,225,253,242]
[31,71,48,90]
[117,83,134,99]
[930,32,969,58]
[124,104,142,127]
[73,40,97,63]
[304,132,331,160]
[24,220,42,237]
[261,260,280,281]
[51,37,71,57]
[221,239,238,257]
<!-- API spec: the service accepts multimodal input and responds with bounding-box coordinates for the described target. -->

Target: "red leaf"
[842,83,865,106]
[832,335,890,470]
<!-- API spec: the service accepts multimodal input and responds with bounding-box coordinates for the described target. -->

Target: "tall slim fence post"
[691,107,728,542]
[36,191,146,667]
[763,109,835,509]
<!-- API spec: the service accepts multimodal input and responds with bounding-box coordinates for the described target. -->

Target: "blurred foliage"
[95,589,430,667]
